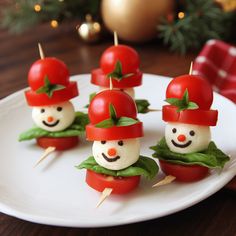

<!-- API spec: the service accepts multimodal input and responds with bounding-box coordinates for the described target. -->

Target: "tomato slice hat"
[163,74,218,126]
[91,45,142,88]
[25,57,78,106]
[86,89,143,140]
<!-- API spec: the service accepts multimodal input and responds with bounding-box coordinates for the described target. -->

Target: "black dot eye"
[118,140,123,146]
[41,109,45,113]
[57,107,63,112]
[101,141,106,144]
[189,130,195,136]
[172,128,177,133]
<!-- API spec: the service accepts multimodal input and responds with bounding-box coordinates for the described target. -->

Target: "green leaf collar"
[76,155,158,179]
[95,103,138,128]
[150,138,230,169]
[107,60,134,81]
[19,112,89,141]
[36,76,65,97]
[165,89,199,112]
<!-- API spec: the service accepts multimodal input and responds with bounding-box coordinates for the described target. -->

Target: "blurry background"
[0,0,235,99]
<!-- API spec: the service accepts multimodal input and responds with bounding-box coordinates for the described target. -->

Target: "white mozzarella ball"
[92,138,140,170]
[32,101,75,132]
[99,86,135,98]
[165,122,211,154]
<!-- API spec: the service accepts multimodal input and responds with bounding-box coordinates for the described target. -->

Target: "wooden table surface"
[0,22,235,236]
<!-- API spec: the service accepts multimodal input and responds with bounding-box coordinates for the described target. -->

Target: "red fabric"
[193,40,236,103]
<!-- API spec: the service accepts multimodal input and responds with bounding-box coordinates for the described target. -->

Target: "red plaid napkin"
[193,40,236,103]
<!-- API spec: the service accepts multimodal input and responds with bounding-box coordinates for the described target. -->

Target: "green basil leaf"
[183,89,189,104]
[95,118,114,128]
[106,60,134,81]
[72,111,89,128]
[89,92,96,102]
[135,99,150,113]
[76,156,158,179]
[36,76,65,97]
[116,60,122,75]
[19,111,88,141]
[150,138,230,169]
[109,103,117,121]
[118,156,158,179]
[84,92,96,108]
[116,117,138,126]
[165,88,199,112]
[18,127,49,141]
[165,98,183,107]
[187,102,199,110]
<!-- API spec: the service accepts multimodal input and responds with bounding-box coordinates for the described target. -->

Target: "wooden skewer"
[114,31,118,46]
[96,188,113,208]
[38,43,45,59]
[152,175,176,188]
[109,77,113,90]
[189,61,193,75]
[33,146,56,168]
[147,108,162,112]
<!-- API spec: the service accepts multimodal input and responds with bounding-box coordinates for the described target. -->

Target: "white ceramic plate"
[0,74,235,227]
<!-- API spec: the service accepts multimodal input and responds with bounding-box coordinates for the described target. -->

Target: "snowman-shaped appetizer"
[19,57,89,150]
[151,74,229,182]
[90,41,151,113]
[78,89,158,194]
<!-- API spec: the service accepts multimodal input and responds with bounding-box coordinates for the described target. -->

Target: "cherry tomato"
[25,57,78,106]
[162,105,218,126]
[159,160,209,182]
[100,45,140,74]
[88,90,137,124]
[86,169,140,194]
[86,122,143,141]
[166,75,213,110]
[28,57,70,91]
[36,136,79,150]
[91,68,142,88]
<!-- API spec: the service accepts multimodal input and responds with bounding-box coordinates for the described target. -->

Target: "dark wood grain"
[0,22,235,236]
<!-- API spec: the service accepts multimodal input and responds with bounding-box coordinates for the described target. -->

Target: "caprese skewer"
[89,32,158,113]
[19,44,89,166]
[77,88,158,206]
[150,72,230,182]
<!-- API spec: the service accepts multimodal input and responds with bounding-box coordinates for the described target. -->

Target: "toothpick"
[114,31,118,46]
[152,175,176,188]
[109,77,113,90]
[33,146,56,168]
[38,43,45,59]
[189,61,193,75]
[147,108,162,112]
[96,188,113,208]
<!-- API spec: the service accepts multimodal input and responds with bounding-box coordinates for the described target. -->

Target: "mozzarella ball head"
[32,101,75,132]
[165,122,211,154]
[92,138,140,170]
[99,86,135,98]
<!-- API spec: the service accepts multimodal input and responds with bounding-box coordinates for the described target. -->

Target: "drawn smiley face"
[32,101,75,132]
[165,122,211,154]
[92,138,140,170]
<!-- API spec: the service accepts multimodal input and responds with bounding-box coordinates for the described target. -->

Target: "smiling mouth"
[102,153,121,162]
[171,140,192,148]
[42,120,60,127]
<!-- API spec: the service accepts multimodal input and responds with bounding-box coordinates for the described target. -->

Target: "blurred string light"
[178,11,185,19]
[50,20,59,28]
[34,4,41,12]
